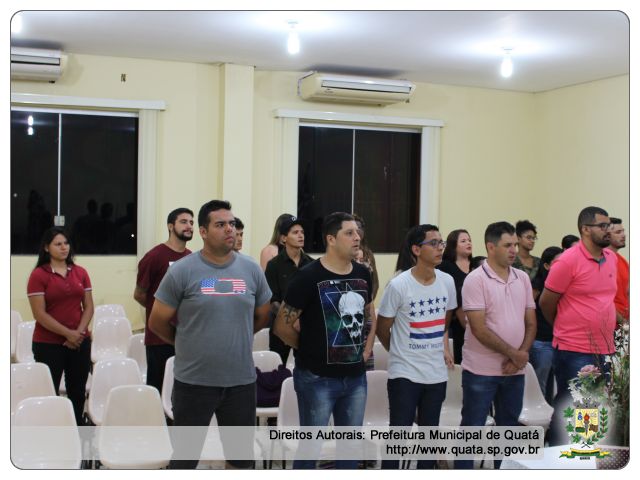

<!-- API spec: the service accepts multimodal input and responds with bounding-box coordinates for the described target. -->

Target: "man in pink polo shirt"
[539,206,617,445]
[456,221,536,469]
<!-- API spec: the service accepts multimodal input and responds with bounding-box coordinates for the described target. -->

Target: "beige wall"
[10,52,629,324]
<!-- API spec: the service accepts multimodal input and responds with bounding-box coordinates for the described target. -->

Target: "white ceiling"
[10,10,630,93]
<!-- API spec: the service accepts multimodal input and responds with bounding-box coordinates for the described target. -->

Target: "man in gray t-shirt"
[150,200,271,469]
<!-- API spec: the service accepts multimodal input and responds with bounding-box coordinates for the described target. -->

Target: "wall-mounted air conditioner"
[298,72,416,106]
[11,47,64,82]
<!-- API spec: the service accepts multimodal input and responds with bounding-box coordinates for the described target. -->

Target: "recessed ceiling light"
[500,48,513,78]
[11,13,22,34]
[287,21,300,55]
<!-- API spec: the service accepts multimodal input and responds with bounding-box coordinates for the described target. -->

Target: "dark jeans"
[269,329,291,365]
[450,318,465,364]
[32,338,91,426]
[293,367,367,469]
[145,343,175,392]
[529,340,555,404]
[548,349,607,446]
[169,379,256,469]
[455,370,524,469]
[382,378,447,469]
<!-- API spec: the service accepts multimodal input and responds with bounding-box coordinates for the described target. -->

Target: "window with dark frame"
[11,109,139,255]
[298,125,421,253]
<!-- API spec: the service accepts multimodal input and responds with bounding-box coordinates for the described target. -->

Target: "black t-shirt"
[284,259,372,378]
[437,260,467,331]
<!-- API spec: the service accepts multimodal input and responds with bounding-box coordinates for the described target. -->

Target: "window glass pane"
[354,130,421,253]
[11,111,59,254]
[298,126,353,252]
[60,114,138,254]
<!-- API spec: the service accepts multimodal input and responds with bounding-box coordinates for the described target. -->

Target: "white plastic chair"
[11,362,56,418]
[518,362,554,430]
[94,304,126,321]
[12,396,81,469]
[286,349,295,371]
[11,310,23,361]
[98,385,172,469]
[127,333,147,383]
[253,351,284,425]
[253,328,270,351]
[161,356,175,420]
[15,321,36,363]
[87,358,143,426]
[363,370,389,428]
[372,342,389,370]
[91,316,132,363]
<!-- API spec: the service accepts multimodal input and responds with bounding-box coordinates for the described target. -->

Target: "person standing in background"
[134,208,194,392]
[259,213,293,270]
[438,228,473,364]
[233,217,245,252]
[513,220,540,282]
[27,227,94,425]
[607,217,629,322]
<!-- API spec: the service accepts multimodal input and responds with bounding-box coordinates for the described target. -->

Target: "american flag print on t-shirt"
[200,277,247,295]
[408,295,447,340]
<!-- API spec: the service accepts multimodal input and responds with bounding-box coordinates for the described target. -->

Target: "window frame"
[274,108,444,250]
[11,93,165,259]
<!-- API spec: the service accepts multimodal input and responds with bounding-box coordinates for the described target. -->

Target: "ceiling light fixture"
[11,14,22,34]
[287,21,300,55]
[500,48,513,78]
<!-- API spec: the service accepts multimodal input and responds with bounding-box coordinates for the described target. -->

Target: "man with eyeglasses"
[539,206,618,446]
[607,217,629,322]
[455,221,536,469]
[149,200,272,469]
[513,220,541,282]
[376,224,456,469]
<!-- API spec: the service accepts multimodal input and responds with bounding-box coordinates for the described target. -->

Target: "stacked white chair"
[127,333,147,383]
[518,362,554,430]
[12,396,82,469]
[11,362,56,419]
[15,321,36,364]
[363,370,389,428]
[11,310,23,361]
[372,342,389,371]
[98,385,172,469]
[439,364,495,427]
[94,304,126,321]
[286,349,295,371]
[87,358,143,426]
[91,317,132,363]
[161,356,175,420]
[253,350,284,425]
[253,328,270,351]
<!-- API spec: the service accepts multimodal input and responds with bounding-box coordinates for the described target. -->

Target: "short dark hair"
[234,217,245,230]
[610,217,622,225]
[443,229,471,263]
[406,224,440,260]
[167,207,194,225]
[484,221,516,245]
[561,234,579,250]
[577,206,608,231]
[515,220,537,237]
[198,200,232,228]
[322,212,355,247]
[35,227,75,268]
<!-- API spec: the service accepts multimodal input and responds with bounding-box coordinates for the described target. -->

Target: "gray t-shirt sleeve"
[154,267,183,309]
[253,262,272,307]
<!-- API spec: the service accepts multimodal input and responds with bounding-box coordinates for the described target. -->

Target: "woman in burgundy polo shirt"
[27,227,94,425]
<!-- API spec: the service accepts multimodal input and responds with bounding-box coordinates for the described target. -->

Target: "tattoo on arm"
[282,304,302,325]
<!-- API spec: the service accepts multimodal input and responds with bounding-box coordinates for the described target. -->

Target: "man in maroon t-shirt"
[134,207,194,391]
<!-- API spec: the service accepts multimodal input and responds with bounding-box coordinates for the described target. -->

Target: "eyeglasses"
[418,240,446,249]
[584,223,611,231]
[523,235,538,241]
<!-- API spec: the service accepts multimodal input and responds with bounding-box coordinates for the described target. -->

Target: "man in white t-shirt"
[377,224,456,470]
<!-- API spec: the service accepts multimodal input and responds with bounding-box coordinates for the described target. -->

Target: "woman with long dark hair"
[437,229,473,364]
[27,227,94,425]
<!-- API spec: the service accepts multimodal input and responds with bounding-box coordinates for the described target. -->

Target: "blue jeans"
[529,340,555,404]
[293,367,367,469]
[455,370,524,469]
[548,349,607,446]
[381,378,446,470]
